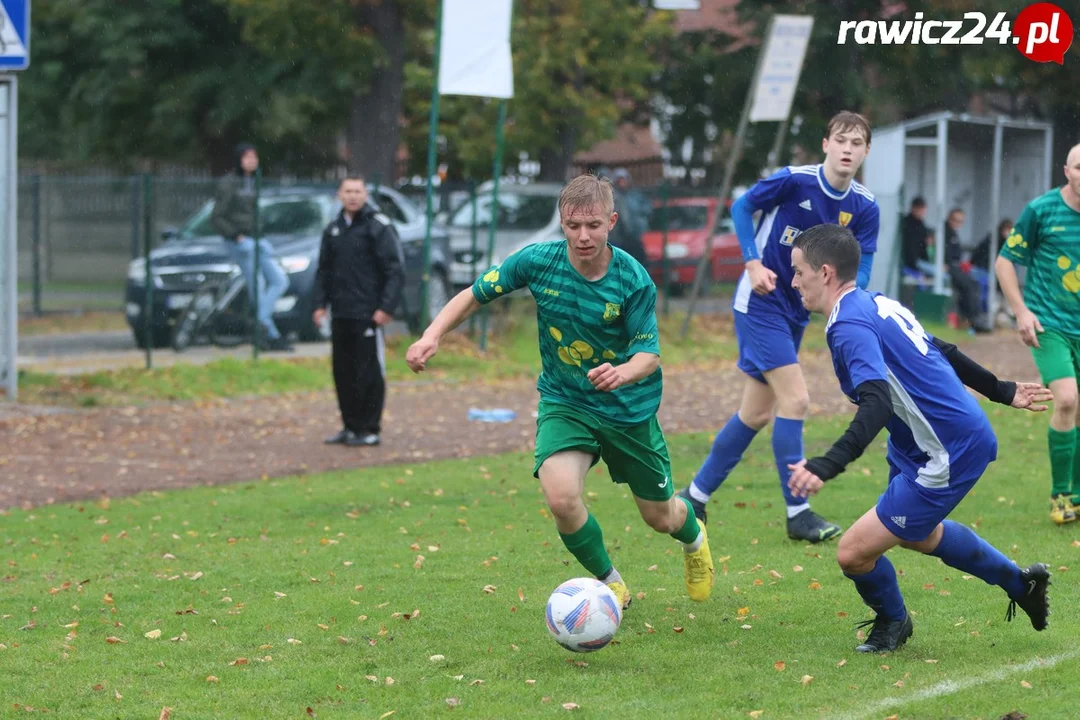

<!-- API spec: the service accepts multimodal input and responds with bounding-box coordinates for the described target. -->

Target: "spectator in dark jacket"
[313,175,406,447]
[210,143,292,351]
[900,196,934,276]
[944,208,992,333]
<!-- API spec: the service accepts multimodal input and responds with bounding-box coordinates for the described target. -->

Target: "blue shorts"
[876,460,989,542]
[734,309,806,383]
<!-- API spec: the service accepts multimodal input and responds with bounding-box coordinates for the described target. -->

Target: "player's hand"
[372,309,393,326]
[1016,309,1044,348]
[1010,381,1053,412]
[787,459,824,499]
[587,362,629,392]
[405,335,439,373]
[312,308,328,327]
[746,260,777,295]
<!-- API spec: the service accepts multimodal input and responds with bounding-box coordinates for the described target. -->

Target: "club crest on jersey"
[603,302,621,322]
[839,211,853,227]
[780,226,802,246]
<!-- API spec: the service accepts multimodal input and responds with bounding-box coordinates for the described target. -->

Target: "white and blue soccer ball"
[544,577,622,653]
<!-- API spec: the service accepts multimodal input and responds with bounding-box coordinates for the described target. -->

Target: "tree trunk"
[537,122,579,182]
[348,0,405,184]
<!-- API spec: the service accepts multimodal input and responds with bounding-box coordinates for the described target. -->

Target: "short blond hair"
[559,174,614,218]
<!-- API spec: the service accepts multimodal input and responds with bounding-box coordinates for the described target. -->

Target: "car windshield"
[448,192,555,232]
[648,204,710,231]
[176,196,329,241]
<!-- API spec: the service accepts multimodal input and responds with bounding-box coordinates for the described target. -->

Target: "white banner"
[438,0,514,99]
[749,15,814,122]
[653,0,701,8]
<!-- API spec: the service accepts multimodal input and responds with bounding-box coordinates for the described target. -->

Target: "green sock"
[1072,428,1080,501]
[670,496,702,545]
[1048,427,1077,497]
[559,513,613,578]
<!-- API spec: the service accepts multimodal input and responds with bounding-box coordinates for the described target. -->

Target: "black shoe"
[260,335,294,352]
[854,613,914,653]
[1006,563,1051,631]
[786,509,843,543]
[677,486,708,525]
[324,429,351,445]
[344,432,380,447]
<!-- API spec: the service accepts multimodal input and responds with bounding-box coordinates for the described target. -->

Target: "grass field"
[12,302,970,408]
[2,406,1076,719]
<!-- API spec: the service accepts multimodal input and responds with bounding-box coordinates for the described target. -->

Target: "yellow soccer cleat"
[684,522,715,602]
[1051,496,1077,525]
[606,580,632,610]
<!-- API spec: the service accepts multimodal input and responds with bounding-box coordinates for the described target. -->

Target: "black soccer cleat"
[854,613,914,653]
[677,486,708,525]
[787,508,842,543]
[1006,563,1051,631]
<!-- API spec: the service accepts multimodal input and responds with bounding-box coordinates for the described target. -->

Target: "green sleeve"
[471,244,533,305]
[998,202,1038,267]
[624,283,661,357]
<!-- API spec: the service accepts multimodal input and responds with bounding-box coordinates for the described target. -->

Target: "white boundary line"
[837,650,1080,720]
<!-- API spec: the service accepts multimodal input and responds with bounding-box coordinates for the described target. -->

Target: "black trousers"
[331,318,385,435]
[948,267,988,329]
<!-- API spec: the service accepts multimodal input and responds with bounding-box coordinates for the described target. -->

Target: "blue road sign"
[0,0,28,70]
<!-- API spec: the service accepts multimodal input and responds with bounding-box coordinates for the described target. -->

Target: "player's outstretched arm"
[788,379,893,497]
[405,288,482,373]
[587,352,659,392]
[929,336,1051,411]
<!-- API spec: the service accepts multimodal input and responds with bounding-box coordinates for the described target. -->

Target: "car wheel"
[408,268,453,334]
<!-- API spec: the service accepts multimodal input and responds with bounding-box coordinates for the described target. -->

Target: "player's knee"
[545,492,583,521]
[836,543,872,575]
[775,391,809,420]
[639,503,678,533]
[1052,386,1078,416]
[739,406,773,429]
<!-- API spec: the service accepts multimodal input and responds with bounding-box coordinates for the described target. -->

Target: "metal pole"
[252,165,262,360]
[467,180,478,334]
[933,117,948,295]
[682,15,774,339]
[31,173,40,315]
[419,0,445,332]
[130,175,140,259]
[660,180,670,316]
[479,99,508,353]
[142,173,153,370]
[2,76,17,401]
[987,119,1003,324]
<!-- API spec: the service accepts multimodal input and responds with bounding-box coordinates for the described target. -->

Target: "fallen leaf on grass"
[792,565,803,572]
[562,703,580,711]
[206,676,219,683]
[446,698,460,707]
[525,679,536,685]
[189,572,203,581]
[229,658,249,666]
[808,581,822,590]
[273,592,287,599]
[482,585,497,594]
[925,659,938,664]
[749,711,764,719]
[430,654,446,662]
[469,679,484,686]
[1021,680,1033,689]
[800,675,813,686]
[105,636,126,644]
[144,629,161,640]
[404,609,421,620]
[518,588,525,602]
[306,708,316,718]
[317,624,329,631]
[893,680,905,688]
[836,659,847,668]
[287,638,302,645]
[769,570,783,579]
[379,713,395,720]
[365,675,379,683]
[774,661,786,671]
[385,677,395,686]
[93,684,105,691]
[413,555,425,569]
[158,708,171,720]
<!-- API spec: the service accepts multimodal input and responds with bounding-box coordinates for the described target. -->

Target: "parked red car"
[641,197,743,293]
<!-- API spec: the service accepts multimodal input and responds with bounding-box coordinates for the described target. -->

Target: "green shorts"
[1031,329,1080,385]
[533,400,673,501]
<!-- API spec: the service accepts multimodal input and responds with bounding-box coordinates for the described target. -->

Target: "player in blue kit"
[680,111,880,542]
[786,223,1053,653]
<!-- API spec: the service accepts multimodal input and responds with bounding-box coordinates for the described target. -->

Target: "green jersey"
[999,188,1080,337]
[471,241,662,425]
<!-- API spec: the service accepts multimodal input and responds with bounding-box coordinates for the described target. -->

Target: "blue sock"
[928,520,1025,598]
[844,555,907,621]
[772,417,805,507]
[690,414,760,498]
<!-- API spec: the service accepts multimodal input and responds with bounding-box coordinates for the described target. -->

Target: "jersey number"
[874,296,929,355]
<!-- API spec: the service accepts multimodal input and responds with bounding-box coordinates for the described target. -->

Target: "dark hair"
[911,196,927,209]
[792,224,861,283]
[234,142,257,176]
[998,218,1013,235]
[826,111,872,145]
[948,207,965,220]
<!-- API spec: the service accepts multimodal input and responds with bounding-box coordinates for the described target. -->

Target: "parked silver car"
[444,182,563,288]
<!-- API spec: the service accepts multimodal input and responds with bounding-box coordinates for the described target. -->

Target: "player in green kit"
[996,143,1080,525]
[405,174,715,608]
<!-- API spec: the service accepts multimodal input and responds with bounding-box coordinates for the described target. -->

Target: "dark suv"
[125,185,453,347]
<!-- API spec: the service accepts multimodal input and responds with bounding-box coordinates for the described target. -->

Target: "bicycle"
[171,267,257,352]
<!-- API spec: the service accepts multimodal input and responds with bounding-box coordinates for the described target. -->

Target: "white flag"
[438,0,514,99]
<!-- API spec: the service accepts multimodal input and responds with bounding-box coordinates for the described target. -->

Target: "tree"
[401,0,672,182]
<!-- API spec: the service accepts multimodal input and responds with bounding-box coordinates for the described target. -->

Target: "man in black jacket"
[313,176,406,447]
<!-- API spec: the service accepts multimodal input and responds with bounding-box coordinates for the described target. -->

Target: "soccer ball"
[544,577,622,653]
